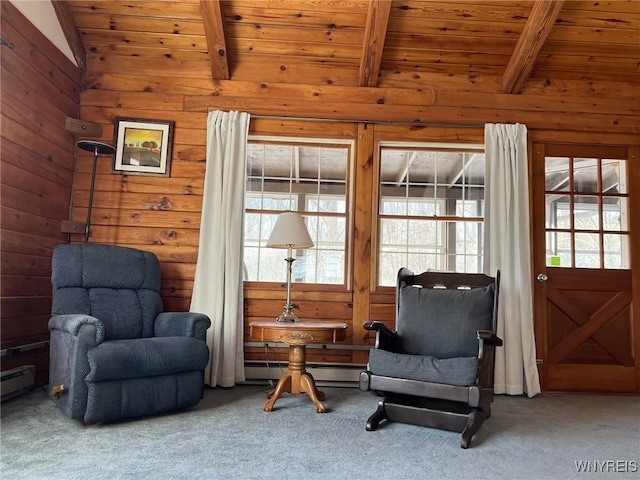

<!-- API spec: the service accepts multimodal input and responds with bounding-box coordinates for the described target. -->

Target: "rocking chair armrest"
[364,321,393,334]
[477,329,503,347]
[363,321,400,352]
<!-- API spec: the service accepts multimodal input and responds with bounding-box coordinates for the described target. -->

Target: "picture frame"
[112,117,174,176]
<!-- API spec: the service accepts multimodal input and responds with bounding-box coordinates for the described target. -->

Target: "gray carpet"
[1,384,638,479]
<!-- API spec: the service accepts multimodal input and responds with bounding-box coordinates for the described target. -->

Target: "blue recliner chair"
[48,243,211,423]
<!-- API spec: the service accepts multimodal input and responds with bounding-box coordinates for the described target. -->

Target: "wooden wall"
[0,2,80,386]
[75,44,638,369]
[3,1,638,383]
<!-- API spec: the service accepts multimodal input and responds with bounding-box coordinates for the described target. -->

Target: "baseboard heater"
[243,361,365,387]
[1,365,35,402]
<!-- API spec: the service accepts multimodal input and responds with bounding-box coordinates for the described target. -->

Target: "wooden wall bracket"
[61,220,85,234]
[65,117,103,137]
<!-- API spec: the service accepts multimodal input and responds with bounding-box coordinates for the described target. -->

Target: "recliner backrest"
[52,244,163,340]
[395,268,497,358]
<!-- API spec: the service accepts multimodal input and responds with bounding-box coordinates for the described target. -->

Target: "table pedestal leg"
[263,343,326,413]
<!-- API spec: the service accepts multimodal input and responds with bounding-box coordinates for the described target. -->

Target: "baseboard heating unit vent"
[244,362,364,388]
[1,365,35,402]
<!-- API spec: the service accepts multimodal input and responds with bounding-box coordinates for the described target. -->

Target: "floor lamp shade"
[77,140,116,242]
[266,212,313,322]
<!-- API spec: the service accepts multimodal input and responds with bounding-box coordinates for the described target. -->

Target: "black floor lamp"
[77,140,116,243]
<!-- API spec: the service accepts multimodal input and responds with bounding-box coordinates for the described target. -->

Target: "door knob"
[536,273,548,283]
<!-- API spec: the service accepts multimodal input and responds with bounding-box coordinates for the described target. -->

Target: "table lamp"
[266,211,314,322]
[77,140,116,242]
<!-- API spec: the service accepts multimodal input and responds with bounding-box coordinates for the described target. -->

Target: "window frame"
[373,141,486,289]
[244,135,355,289]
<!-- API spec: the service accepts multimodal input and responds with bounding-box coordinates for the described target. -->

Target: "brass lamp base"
[276,307,299,322]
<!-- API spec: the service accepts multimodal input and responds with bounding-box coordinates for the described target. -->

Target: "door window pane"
[573,196,599,230]
[573,158,598,193]
[603,197,628,231]
[546,231,572,268]
[544,155,628,270]
[575,233,600,268]
[545,157,570,192]
[602,159,626,194]
[546,195,570,229]
[603,234,630,269]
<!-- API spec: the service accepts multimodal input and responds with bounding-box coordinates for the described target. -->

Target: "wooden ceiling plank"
[228,38,362,60]
[385,32,518,55]
[226,23,364,45]
[387,17,525,37]
[68,1,203,20]
[390,1,533,24]
[502,0,565,94]
[86,45,210,62]
[223,6,367,29]
[358,0,392,87]
[72,13,206,36]
[230,0,370,14]
[562,0,640,15]
[200,0,230,80]
[51,0,86,72]
[79,29,209,51]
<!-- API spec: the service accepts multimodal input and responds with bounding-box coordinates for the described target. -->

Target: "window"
[377,143,485,286]
[244,136,352,285]
[544,156,629,269]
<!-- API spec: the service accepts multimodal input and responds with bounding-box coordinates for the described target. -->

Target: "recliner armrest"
[154,312,211,341]
[49,314,105,344]
[363,321,401,352]
[477,330,503,347]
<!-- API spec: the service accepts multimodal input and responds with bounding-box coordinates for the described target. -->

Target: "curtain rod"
[249,114,485,129]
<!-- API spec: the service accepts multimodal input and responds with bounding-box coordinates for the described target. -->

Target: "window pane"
[544,155,629,272]
[602,159,626,194]
[574,195,599,230]
[573,158,598,193]
[575,232,600,268]
[377,144,485,286]
[245,140,350,285]
[379,149,484,220]
[546,231,572,268]
[455,220,483,273]
[603,197,628,231]
[546,195,570,229]
[545,157,570,192]
[604,234,629,269]
[315,250,345,284]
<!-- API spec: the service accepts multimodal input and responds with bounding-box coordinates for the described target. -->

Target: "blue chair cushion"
[86,337,209,382]
[51,244,163,340]
[397,284,494,358]
[368,348,478,386]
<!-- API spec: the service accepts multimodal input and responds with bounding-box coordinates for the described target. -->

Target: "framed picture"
[113,117,174,176]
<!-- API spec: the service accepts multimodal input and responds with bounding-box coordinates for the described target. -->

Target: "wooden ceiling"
[53,0,639,98]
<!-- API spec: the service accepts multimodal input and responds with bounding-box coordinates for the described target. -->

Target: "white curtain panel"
[191,110,250,387]
[483,123,541,397]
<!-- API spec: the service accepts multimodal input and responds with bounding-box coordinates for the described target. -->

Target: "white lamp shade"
[266,212,314,249]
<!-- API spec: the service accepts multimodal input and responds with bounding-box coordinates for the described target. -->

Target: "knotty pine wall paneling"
[76,25,638,370]
[0,2,81,386]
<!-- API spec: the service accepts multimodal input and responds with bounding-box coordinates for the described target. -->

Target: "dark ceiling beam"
[502,0,564,94]
[51,0,86,72]
[358,0,391,87]
[200,0,230,80]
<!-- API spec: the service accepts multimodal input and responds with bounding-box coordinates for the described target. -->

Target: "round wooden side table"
[249,320,348,413]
